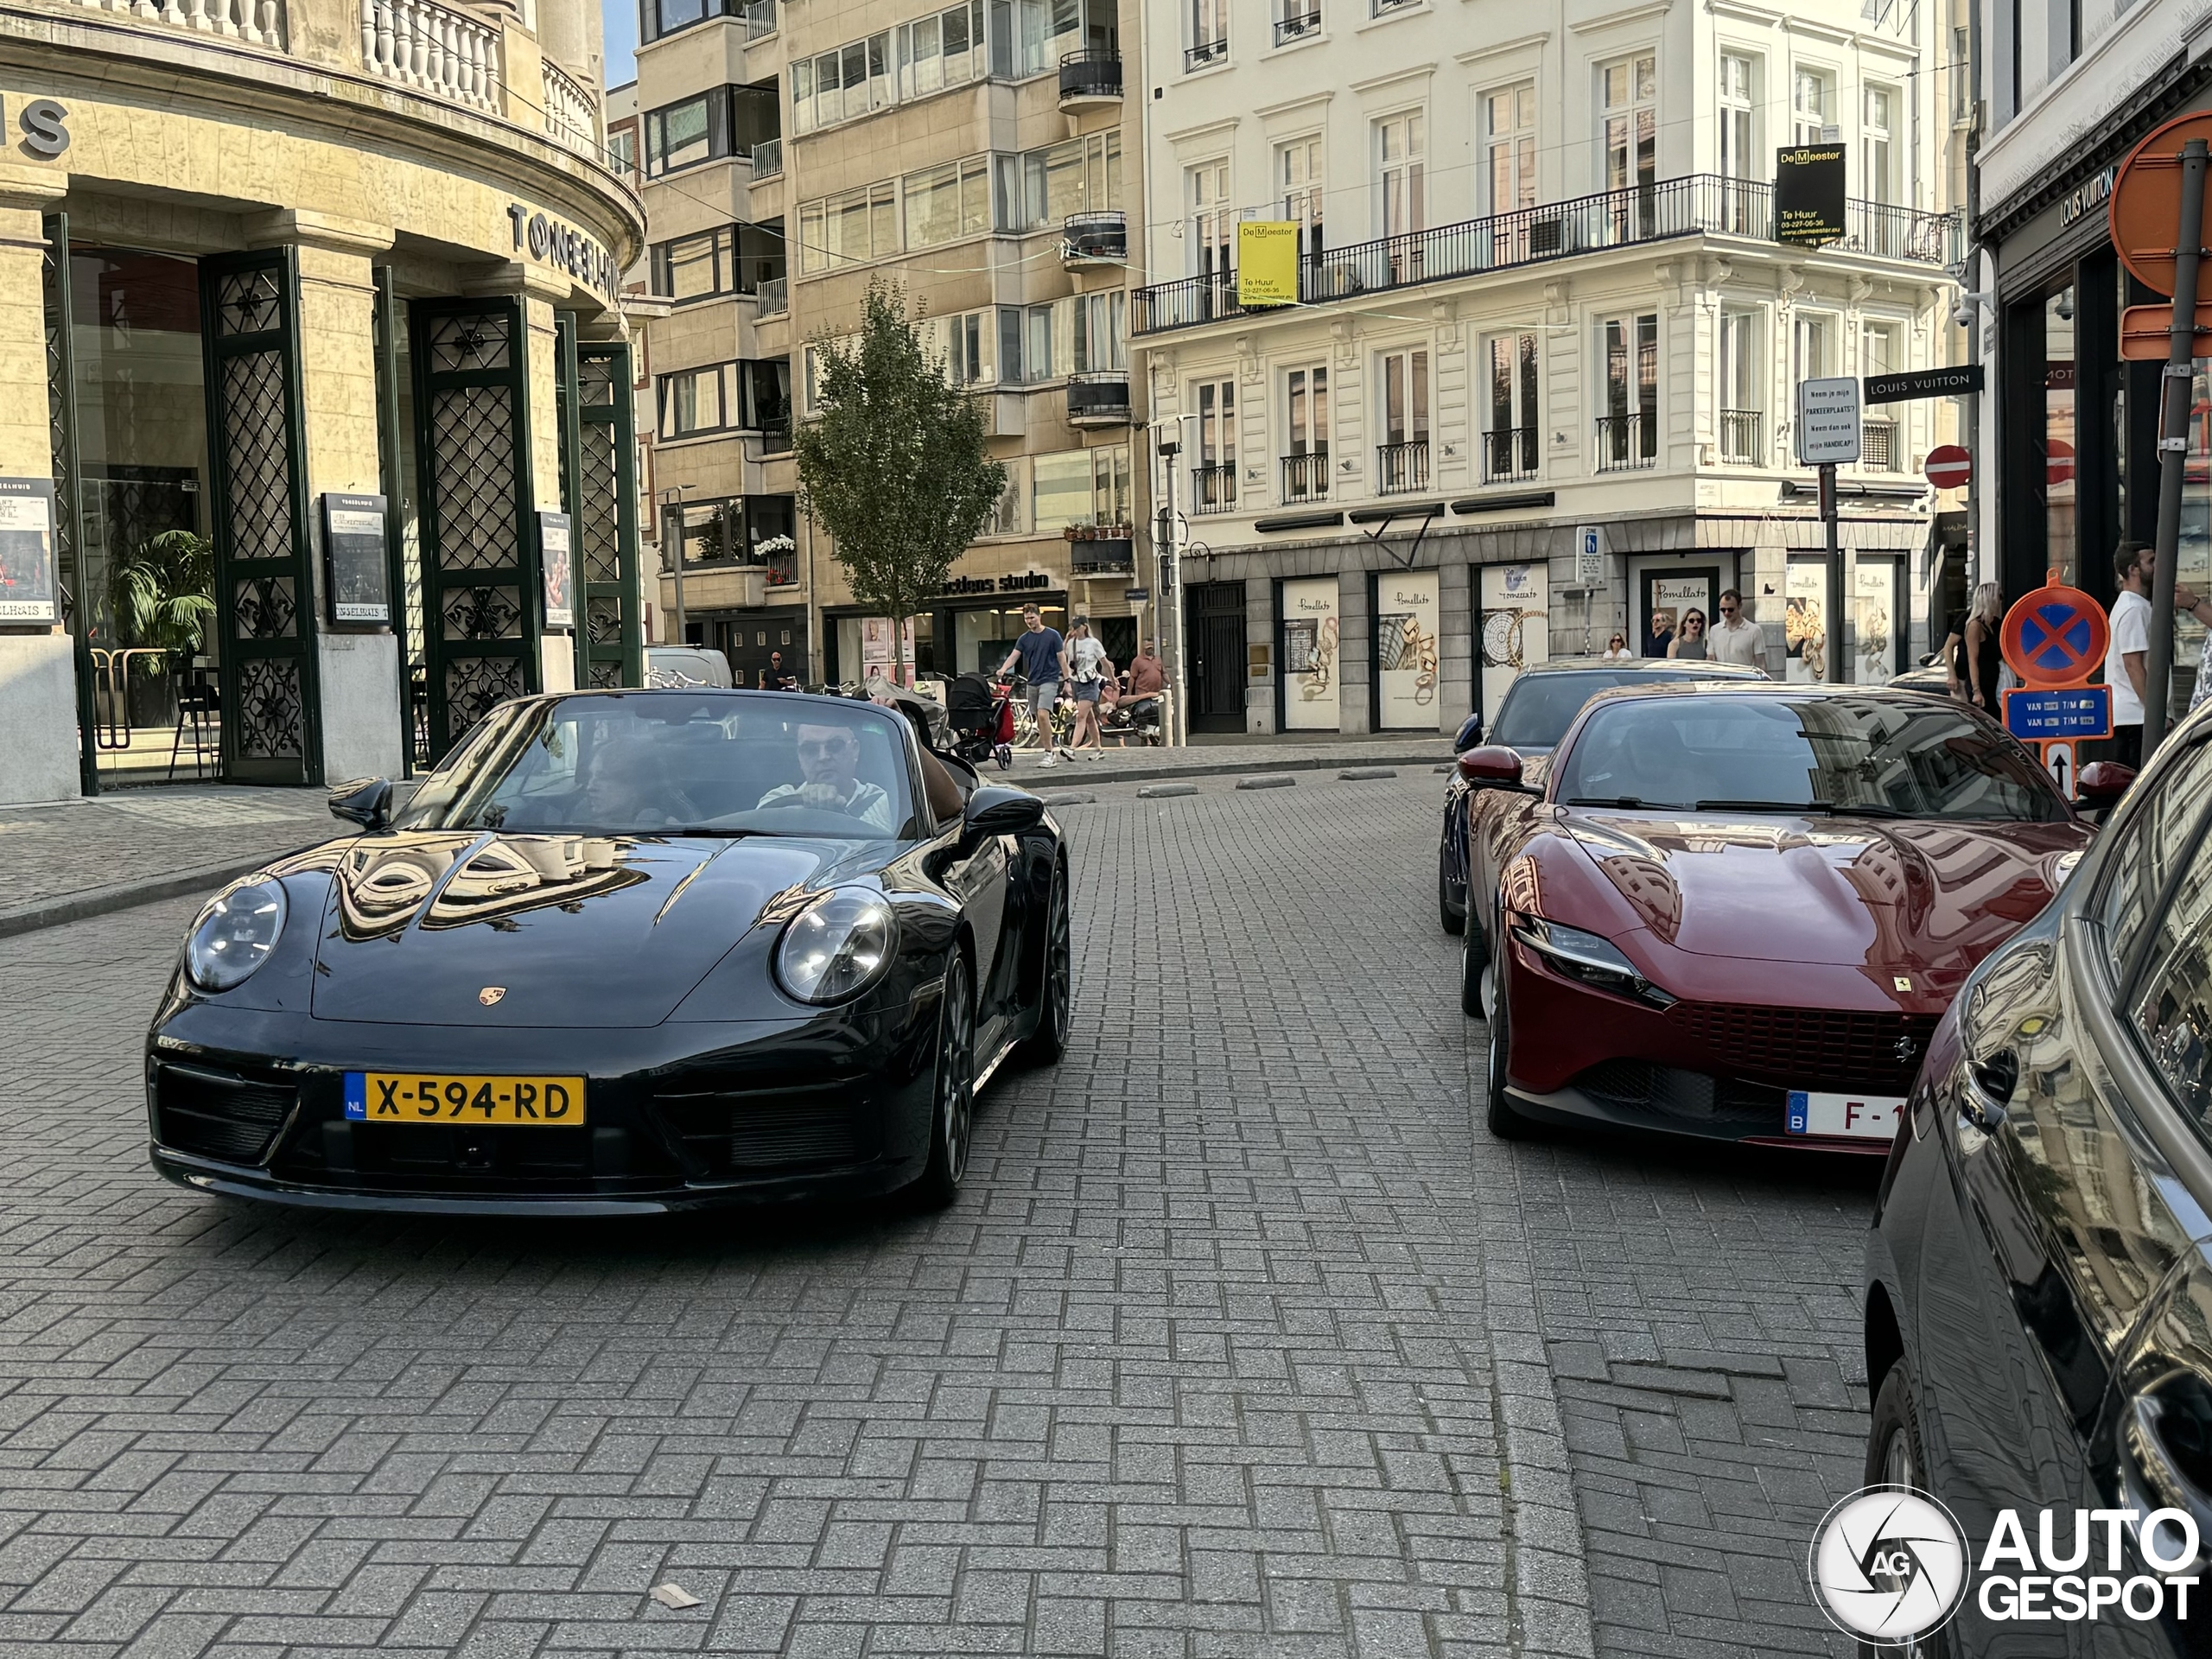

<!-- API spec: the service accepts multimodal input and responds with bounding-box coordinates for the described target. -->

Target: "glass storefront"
[956,600,1065,676]
[2043,287,2075,582]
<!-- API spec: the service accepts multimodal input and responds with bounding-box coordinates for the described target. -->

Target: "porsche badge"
[478,986,506,1007]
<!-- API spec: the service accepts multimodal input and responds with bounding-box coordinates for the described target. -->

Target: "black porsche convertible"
[144,689,1071,1215]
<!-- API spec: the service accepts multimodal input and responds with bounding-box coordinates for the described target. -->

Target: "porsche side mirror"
[963,785,1046,839]
[2077,761,2136,804]
[328,777,393,831]
[1452,712,1484,751]
[1457,746,1525,790]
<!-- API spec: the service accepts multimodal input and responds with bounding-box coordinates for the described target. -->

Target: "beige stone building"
[632,0,1147,688]
[0,0,645,805]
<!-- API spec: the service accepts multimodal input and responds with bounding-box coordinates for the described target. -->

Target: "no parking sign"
[1999,585,2112,793]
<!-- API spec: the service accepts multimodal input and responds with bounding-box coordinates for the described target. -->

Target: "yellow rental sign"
[1237,221,1300,306]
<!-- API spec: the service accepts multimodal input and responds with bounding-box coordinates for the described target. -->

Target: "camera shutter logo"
[1808,1484,1970,1643]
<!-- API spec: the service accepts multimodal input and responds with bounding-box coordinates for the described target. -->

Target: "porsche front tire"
[1015,859,1071,1067]
[1459,914,1487,1019]
[1439,865,1465,935]
[913,954,977,1211]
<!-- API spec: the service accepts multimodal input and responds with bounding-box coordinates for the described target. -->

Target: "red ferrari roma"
[1461,682,2103,1152]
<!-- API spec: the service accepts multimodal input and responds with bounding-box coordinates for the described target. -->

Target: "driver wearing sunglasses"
[754,722,895,830]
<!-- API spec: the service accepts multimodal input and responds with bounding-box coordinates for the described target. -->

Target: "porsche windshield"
[1556,694,2069,822]
[399,695,920,838]
[1490,669,1741,751]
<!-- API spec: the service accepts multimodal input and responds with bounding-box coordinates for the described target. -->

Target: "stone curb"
[1338,766,1401,780]
[1135,783,1201,799]
[1233,774,1297,790]
[0,854,296,943]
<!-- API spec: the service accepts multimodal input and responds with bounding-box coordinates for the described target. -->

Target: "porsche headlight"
[185,878,288,992]
[1511,914,1675,1008]
[775,887,897,1004]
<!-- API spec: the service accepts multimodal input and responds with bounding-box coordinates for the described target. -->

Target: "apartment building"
[632,0,1150,689]
[1136,0,1961,734]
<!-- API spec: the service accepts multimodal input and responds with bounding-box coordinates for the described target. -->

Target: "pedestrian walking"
[997,605,1073,766]
[1668,608,1710,660]
[1065,620,1113,760]
[2105,542,2152,768]
[1958,582,2004,720]
[1709,590,1767,672]
[1644,610,1675,658]
[1599,632,1634,662]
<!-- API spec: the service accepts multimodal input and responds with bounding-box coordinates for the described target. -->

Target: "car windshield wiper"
[1565,796,1675,809]
[1694,798,1910,818]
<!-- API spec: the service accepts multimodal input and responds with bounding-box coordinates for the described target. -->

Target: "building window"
[1598,313,1658,470]
[926,310,994,386]
[1863,84,1897,204]
[1485,83,1535,214]
[1951,26,1970,124]
[1793,310,1834,381]
[1718,54,1756,178]
[660,365,728,438]
[1275,0,1321,44]
[1280,137,1325,260]
[791,32,892,134]
[896,0,985,99]
[1189,160,1232,278]
[1792,65,1834,143]
[1001,0,1089,77]
[650,224,785,301]
[1072,290,1126,372]
[1093,444,1133,525]
[798,183,899,271]
[1283,365,1329,501]
[645,88,727,175]
[996,132,1122,232]
[607,127,638,179]
[1377,111,1425,237]
[1033,448,1096,529]
[1192,379,1236,513]
[1377,349,1430,493]
[644,0,734,44]
[1484,333,1539,481]
[1859,322,1900,469]
[1188,0,1228,67]
[903,157,993,248]
[1719,308,1761,463]
[1600,54,1656,194]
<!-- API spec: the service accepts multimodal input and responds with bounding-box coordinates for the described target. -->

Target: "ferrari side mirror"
[2077,761,2136,804]
[328,777,394,831]
[963,785,1046,839]
[1457,746,1526,790]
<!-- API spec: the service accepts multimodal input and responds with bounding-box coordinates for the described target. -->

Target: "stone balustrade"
[540,54,596,156]
[359,0,501,114]
[66,0,286,51]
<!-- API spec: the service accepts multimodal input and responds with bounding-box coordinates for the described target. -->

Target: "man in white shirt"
[2106,541,2152,768]
[1710,588,1768,673]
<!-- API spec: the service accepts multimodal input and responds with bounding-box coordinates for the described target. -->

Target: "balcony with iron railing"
[1066,371,1132,426]
[1719,409,1763,465]
[742,0,776,37]
[1133,175,1961,336]
[1058,48,1122,107]
[1376,440,1430,495]
[755,275,788,316]
[1069,526,1135,573]
[1274,7,1320,41]
[1184,35,1227,69]
[1281,451,1329,503]
[1483,427,1539,484]
[750,137,782,178]
[1062,210,1128,268]
[1192,463,1237,514]
[1859,418,1898,471]
[1595,414,1657,473]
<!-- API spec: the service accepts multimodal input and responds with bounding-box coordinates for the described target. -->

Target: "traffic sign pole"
[1821,463,1845,684]
[2149,137,2209,747]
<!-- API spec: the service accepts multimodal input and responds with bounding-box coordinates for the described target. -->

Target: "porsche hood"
[307,831,845,1027]
[1563,812,2087,982]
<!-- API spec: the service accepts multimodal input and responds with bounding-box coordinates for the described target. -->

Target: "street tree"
[793,278,1007,682]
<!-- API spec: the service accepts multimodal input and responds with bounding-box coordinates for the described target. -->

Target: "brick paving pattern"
[0,769,1875,1656]
[0,789,331,913]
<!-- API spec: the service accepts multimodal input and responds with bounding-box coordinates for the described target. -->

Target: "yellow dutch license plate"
[343,1071,587,1127]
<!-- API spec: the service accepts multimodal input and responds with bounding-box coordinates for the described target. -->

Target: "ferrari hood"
[1564,812,2088,980]
[308,831,848,1027]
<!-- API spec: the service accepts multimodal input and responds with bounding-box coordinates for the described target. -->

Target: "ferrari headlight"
[185,877,288,992]
[1512,914,1674,1008]
[775,887,897,1005]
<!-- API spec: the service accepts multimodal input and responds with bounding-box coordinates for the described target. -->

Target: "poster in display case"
[1478,563,1548,720]
[1375,570,1443,730]
[1281,576,1339,730]
[0,477,60,624]
[1637,567,1719,658]
[538,511,575,628]
[1853,557,1903,679]
[1786,559,1828,681]
[321,493,391,626]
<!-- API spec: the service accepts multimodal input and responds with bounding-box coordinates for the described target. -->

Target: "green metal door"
[410,296,537,761]
[573,339,643,689]
[200,249,322,787]
[41,213,97,797]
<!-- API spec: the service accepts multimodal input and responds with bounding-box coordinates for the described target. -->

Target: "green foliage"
[791,278,1007,673]
[110,529,215,677]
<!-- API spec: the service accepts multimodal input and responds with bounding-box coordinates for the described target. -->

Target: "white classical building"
[1135,0,1961,734]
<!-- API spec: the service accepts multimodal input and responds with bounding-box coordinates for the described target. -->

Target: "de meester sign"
[1776,145,1847,246]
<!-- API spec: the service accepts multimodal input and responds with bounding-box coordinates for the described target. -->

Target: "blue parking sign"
[2003,685,2112,741]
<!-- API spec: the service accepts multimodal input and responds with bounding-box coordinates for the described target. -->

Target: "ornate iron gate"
[571,338,642,689]
[41,213,98,797]
[200,249,321,787]
[410,296,537,760]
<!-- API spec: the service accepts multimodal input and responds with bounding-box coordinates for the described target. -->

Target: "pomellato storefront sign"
[505,203,616,299]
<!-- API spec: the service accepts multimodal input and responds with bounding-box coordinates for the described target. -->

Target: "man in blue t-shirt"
[997,605,1072,765]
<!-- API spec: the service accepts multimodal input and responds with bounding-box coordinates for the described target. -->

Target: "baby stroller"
[946,671,1014,771]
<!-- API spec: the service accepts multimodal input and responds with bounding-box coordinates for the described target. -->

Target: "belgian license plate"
[345,1071,587,1126]
[1787,1090,1903,1139]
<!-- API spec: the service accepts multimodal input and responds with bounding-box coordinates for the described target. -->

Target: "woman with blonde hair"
[1958,582,2004,718]
[1668,608,1709,660]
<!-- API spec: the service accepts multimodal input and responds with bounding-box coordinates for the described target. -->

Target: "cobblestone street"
[0,771,1878,1656]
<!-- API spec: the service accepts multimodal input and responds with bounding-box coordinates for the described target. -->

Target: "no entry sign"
[2000,585,2110,689]
[1924,445,1971,491]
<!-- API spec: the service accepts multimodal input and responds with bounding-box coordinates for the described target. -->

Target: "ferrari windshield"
[398,694,919,838]
[1556,693,2069,822]
[1489,668,1748,751]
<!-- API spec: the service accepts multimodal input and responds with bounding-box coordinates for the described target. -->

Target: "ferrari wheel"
[913,954,977,1210]
[1484,918,1531,1140]
[1016,860,1071,1066]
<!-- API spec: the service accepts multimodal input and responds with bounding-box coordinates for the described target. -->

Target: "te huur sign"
[1776,146,1847,246]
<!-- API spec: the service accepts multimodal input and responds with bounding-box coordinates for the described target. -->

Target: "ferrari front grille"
[152,1061,296,1165]
[1576,1060,1783,1126]
[1665,1003,1940,1091]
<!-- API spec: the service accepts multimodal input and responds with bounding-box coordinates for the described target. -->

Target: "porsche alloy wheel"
[1484,915,1531,1140]
[1860,1362,1955,1658]
[915,955,977,1210]
[1017,861,1071,1067]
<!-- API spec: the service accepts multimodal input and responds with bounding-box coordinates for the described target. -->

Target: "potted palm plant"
[108,529,216,729]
